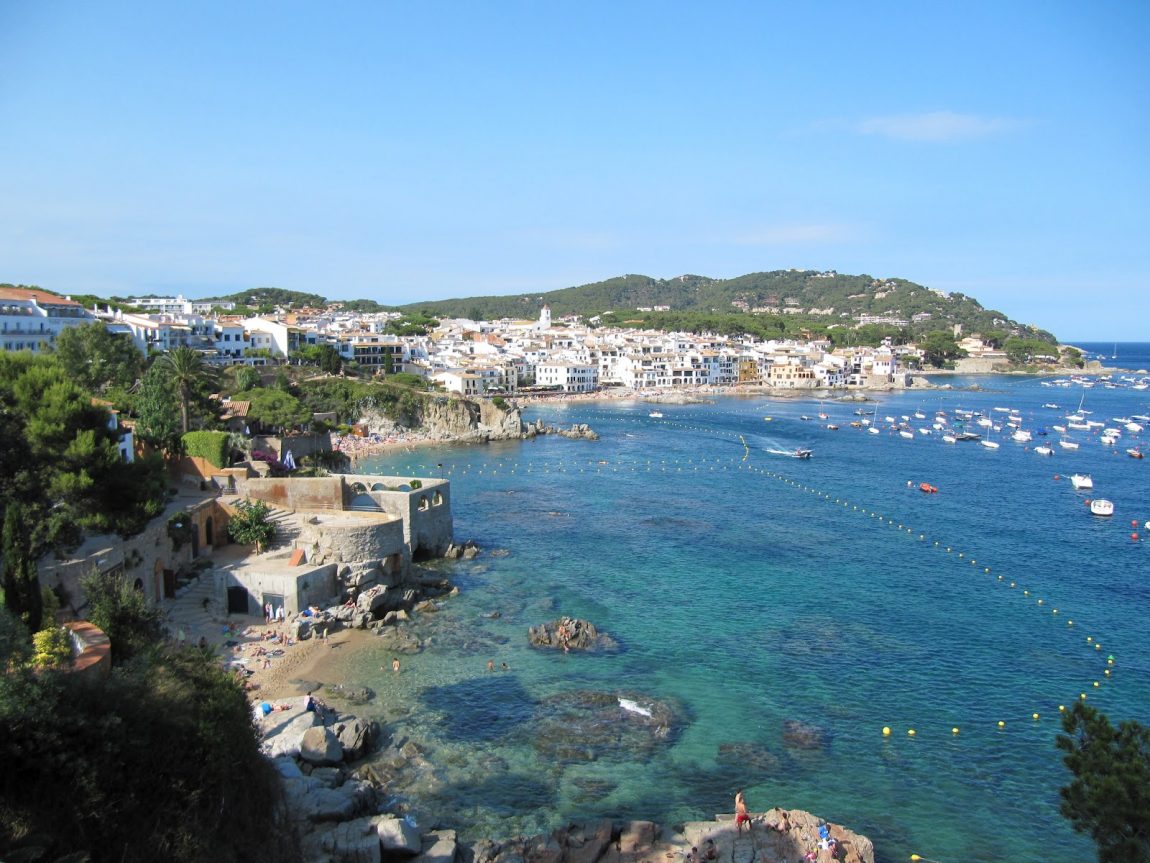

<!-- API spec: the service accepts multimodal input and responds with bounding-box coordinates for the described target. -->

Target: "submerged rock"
[530,689,683,763]
[782,719,831,751]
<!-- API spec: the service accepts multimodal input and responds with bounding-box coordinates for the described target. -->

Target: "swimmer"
[487,660,495,672]
[392,658,401,673]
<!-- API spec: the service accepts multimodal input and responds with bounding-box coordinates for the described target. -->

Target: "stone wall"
[341,475,454,559]
[295,513,408,570]
[236,476,345,512]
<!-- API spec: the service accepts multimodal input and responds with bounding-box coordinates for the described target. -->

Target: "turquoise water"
[343,376,1150,863]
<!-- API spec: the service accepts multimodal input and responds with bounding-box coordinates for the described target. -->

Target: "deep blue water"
[343,376,1150,863]
[1073,341,1150,371]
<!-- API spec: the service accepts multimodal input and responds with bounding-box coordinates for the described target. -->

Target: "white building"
[535,361,598,393]
[0,287,96,353]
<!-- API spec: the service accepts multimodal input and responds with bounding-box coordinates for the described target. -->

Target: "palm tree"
[158,347,216,433]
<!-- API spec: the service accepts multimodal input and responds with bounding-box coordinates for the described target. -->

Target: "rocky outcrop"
[529,617,616,652]
[523,419,600,441]
[360,396,526,444]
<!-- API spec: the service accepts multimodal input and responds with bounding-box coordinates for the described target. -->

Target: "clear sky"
[1,1,1147,339]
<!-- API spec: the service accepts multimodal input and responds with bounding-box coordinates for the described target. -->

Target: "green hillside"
[393,270,1056,344]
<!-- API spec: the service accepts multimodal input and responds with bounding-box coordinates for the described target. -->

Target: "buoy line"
[385,423,1120,743]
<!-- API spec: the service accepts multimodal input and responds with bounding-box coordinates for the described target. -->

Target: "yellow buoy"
[952,727,960,735]
[1023,590,1030,596]
[1108,658,1115,665]
[1068,620,1074,626]
[1104,669,1111,677]
[1080,693,1088,700]
[1037,599,1044,605]
[907,729,916,737]
[1095,644,1102,651]
[997,720,1005,728]
[1053,608,1059,614]
[1094,681,1100,688]
[882,726,891,737]
[1087,636,1093,642]
[1032,713,1040,720]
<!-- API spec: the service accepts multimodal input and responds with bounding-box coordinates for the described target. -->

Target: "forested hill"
[394,270,1055,343]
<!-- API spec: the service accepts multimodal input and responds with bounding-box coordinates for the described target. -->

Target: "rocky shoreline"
[257,689,874,863]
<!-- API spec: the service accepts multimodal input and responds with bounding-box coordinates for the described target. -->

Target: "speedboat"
[1070,474,1093,491]
[794,449,813,460]
[942,434,957,444]
[1089,499,1114,517]
[648,411,663,418]
[1129,448,1145,460]
[1059,439,1080,450]
[1034,444,1054,456]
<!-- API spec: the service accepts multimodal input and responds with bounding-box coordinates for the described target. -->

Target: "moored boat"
[1070,473,1094,491]
[1129,448,1145,459]
[1089,498,1114,517]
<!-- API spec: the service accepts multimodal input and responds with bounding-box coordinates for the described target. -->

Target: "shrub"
[409,479,422,490]
[31,626,72,670]
[492,395,508,411]
[182,430,231,468]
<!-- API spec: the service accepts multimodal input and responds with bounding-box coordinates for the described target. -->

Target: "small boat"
[868,426,881,435]
[955,432,981,442]
[1070,474,1094,491]
[763,416,772,422]
[1129,448,1145,460]
[1042,403,1060,409]
[980,439,1000,450]
[1059,439,1080,450]
[899,430,914,440]
[1089,499,1114,517]
[942,434,957,444]
[918,482,938,493]
[794,449,813,460]
[800,415,811,421]
[649,411,664,418]
[1126,422,1144,433]
[1034,444,1054,456]
[826,424,839,430]
[1012,430,1033,443]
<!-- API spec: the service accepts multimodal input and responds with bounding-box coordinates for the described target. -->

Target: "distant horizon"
[1,3,1145,340]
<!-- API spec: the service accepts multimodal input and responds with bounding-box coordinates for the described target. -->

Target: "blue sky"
[1,1,1146,339]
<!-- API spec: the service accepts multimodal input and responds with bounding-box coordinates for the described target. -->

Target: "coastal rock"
[417,830,459,863]
[262,711,322,759]
[555,819,613,863]
[326,684,376,705]
[617,820,658,854]
[300,726,345,766]
[357,584,391,615]
[335,716,377,761]
[558,423,599,441]
[529,617,616,652]
[317,815,383,863]
[376,814,422,855]
[283,773,375,823]
[781,719,831,751]
[530,689,682,762]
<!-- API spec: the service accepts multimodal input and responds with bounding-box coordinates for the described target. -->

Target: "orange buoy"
[1054,474,1060,480]
[1133,533,1140,541]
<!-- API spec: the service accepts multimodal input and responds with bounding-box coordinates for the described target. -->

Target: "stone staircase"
[164,571,221,644]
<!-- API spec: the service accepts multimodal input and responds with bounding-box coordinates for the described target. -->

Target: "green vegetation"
[918,330,968,368]
[182,430,231,468]
[236,387,312,432]
[232,365,262,393]
[393,269,1056,346]
[0,606,297,863]
[0,352,168,555]
[53,321,145,394]
[204,286,326,310]
[385,311,439,336]
[156,346,218,434]
[1057,702,1150,862]
[292,343,343,374]
[80,568,167,665]
[134,362,184,454]
[228,499,275,553]
[297,377,432,425]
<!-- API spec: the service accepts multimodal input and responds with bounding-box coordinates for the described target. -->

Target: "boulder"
[336,716,376,760]
[357,585,390,615]
[557,820,613,863]
[319,816,382,863]
[300,726,345,766]
[283,774,375,823]
[262,711,322,759]
[782,719,831,751]
[417,830,458,863]
[375,814,422,855]
[521,833,562,863]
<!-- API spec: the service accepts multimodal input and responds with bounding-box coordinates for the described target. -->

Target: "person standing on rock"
[735,790,751,833]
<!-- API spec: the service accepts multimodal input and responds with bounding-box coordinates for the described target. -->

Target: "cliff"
[359,395,526,443]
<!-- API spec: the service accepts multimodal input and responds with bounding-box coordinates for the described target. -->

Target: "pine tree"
[1,504,42,632]
[1057,701,1150,862]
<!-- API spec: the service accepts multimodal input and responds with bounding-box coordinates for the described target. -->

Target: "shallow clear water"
[337,376,1149,863]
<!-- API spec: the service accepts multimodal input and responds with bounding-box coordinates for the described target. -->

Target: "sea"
[332,345,1150,863]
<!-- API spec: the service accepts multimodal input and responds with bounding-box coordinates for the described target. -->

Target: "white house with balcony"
[0,288,96,353]
[535,361,598,393]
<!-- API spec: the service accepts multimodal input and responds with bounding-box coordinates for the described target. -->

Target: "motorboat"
[899,430,914,439]
[942,434,957,444]
[1012,430,1033,443]
[919,482,938,493]
[1070,474,1093,491]
[1089,499,1114,517]
[1059,440,1080,450]
[955,432,981,442]
[648,411,664,418]
[1129,448,1145,460]
[1034,444,1054,456]
[794,449,813,460]
[980,439,1000,450]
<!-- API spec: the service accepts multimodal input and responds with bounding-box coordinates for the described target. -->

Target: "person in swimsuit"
[735,790,751,832]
